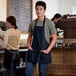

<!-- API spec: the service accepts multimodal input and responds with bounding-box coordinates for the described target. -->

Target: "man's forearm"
[47,34,57,52]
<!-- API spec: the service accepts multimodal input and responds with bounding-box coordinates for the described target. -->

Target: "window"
[72,6,76,14]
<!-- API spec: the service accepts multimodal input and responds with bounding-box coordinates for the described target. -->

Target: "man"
[26,1,57,76]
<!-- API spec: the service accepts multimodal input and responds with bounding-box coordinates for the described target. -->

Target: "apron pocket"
[40,52,51,63]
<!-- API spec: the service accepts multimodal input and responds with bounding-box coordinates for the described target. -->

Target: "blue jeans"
[25,62,47,76]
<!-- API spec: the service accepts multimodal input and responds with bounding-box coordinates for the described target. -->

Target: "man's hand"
[28,45,33,51]
[41,49,50,54]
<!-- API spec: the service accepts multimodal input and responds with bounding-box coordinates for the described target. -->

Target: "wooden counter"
[1,48,76,76]
[33,47,76,76]
[47,48,76,75]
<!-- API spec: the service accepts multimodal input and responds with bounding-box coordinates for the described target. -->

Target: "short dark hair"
[52,13,62,20]
[35,1,46,10]
[6,16,17,29]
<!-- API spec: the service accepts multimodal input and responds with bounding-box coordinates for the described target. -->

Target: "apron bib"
[27,18,51,64]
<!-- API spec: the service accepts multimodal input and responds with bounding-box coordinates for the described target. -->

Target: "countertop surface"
[54,46,76,50]
[0,48,28,53]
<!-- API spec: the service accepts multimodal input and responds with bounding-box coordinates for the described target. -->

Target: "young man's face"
[36,5,45,17]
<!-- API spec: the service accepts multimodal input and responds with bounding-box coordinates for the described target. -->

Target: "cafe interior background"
[0,0,76,76]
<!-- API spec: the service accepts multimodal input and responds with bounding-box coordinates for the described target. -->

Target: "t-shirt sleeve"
[48,21,57,35]
[28,20,35,34]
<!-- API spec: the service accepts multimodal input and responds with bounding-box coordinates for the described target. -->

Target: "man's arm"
[41,34,57,54]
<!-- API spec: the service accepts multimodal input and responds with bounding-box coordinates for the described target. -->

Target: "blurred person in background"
[51,13,63,38]
[51,13,62,24]
[2,16,21,76]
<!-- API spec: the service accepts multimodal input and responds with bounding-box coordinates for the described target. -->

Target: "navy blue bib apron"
[27,18,51,64]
